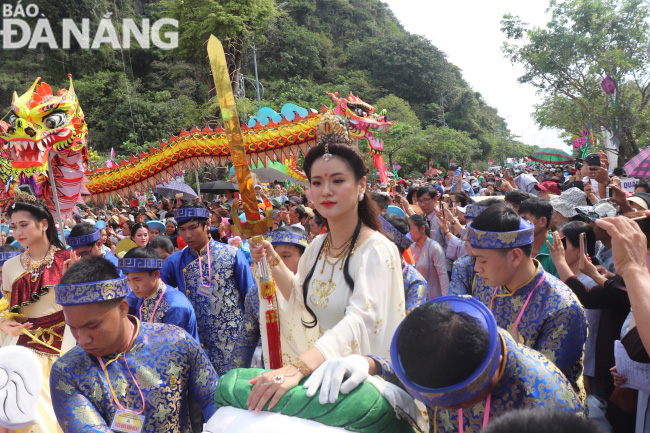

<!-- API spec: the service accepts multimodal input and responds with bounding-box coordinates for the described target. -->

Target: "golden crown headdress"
[317,113,351,161]
[12,186,39,207]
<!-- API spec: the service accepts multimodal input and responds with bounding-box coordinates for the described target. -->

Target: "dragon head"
[1,75,88,176]
[328,92,392,153]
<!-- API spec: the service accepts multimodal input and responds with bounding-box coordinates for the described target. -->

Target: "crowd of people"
[2,113,650,433]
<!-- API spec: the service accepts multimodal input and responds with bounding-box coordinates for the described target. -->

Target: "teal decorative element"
[248,104,310,127]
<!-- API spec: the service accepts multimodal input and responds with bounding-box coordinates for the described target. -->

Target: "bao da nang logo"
[1,2,178,49]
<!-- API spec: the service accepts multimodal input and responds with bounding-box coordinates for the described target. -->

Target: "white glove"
[303,354,369,404]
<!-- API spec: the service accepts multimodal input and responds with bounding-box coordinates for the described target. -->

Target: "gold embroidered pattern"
[310,279,336,308]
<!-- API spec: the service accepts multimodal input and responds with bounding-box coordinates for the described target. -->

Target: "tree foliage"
[502,0,650,160]
[0,0,517,177]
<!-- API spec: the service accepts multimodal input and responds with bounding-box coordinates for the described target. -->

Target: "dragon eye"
[43,112,67,129]
[355,108,363,116]
[8,113,17,127]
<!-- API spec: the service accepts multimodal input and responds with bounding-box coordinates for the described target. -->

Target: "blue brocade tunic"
[372,329,584,433]
[161,239,256,375]
[50,319,218,433]
[229,284,262,369]
[448,255,477,297]
[402,262,428,314]
[467,260,587,392]
[129,281,200,343]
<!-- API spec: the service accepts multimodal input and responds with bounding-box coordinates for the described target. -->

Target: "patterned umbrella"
[529,148,574,165]
[156,181,198,200]
[624,147,650,178]
[425,168,442,176]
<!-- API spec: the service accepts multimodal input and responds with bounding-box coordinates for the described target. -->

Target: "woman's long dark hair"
[300,142,381,328]
[408,214,430,239]
[130,222,149,241]
[7,201,64,250]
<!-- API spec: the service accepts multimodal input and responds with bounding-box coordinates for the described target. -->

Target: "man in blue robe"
[161,203,256,375]
[461,202,587,394]
[119,247,199,342]
[310,297,583,433]
[371,297,584,432]
[50,257,217,432]
[67,223,121,273]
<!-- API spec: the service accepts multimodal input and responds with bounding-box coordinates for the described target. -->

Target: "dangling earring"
[358,192,364,202]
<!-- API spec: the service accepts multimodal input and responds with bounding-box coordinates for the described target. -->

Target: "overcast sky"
[382,0,571,152]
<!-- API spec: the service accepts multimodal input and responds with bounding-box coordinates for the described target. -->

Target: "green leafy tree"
[502,0,650,160]
[375,94,421,126]
[161,0,279,94]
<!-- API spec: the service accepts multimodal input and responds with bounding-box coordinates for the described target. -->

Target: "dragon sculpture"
[1,79,392,209]
[0,76,89,216]
[329,92,392,184]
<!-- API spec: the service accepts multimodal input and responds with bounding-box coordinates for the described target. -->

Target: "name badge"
[111,410,145,433]
[197,284,213,297]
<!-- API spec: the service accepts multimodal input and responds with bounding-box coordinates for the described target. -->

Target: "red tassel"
[264,294,283,369]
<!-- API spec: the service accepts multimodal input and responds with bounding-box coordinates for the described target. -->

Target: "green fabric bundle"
[215,368,417,433]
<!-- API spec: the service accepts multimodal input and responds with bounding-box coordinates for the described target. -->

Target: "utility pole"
[440,88,461,127]
[251,42,261,106]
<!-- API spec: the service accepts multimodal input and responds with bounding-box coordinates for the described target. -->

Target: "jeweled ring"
[273,375,284,384]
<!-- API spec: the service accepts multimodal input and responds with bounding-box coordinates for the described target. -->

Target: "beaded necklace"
[21,244,58,282]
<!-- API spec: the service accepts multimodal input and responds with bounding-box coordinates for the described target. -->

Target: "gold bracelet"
[290,358,312,377]
[270,254,281,267]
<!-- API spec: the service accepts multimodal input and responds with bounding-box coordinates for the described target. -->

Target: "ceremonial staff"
[207,35,282,369]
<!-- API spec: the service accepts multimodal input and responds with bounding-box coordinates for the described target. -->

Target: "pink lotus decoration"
[393,164,401,171]
[600,76,616,95]
[572,130,588,148]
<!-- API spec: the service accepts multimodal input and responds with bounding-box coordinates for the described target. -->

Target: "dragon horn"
[26,77,41,95]
[15,77,40,101]
[67,74,76,98]
[13,77,41,114]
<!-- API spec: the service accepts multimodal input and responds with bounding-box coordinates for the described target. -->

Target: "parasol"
[251,167,303,184]
[624,147,650,179]
[200,181,238,194]
[529,148,574,165]
[156,181,198,200]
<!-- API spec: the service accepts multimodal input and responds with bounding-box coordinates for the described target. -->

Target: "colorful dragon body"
[329,92,392,183]
[1,79,392,208]
[0,76,89,215]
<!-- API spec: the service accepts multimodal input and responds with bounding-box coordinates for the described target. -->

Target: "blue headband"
[390,296,501,407]
[175,207,210,224]
[379,216,412,251]
[117,257,163,274]
[466,218,534,249]
[0,251,20,265]
[265,229,309,249]
[55,277,130,306]
[67,229,101,249]
[464,204,486,220]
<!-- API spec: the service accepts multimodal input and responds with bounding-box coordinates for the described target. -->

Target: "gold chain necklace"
[318,234,354,282]
[22,245,58,282]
